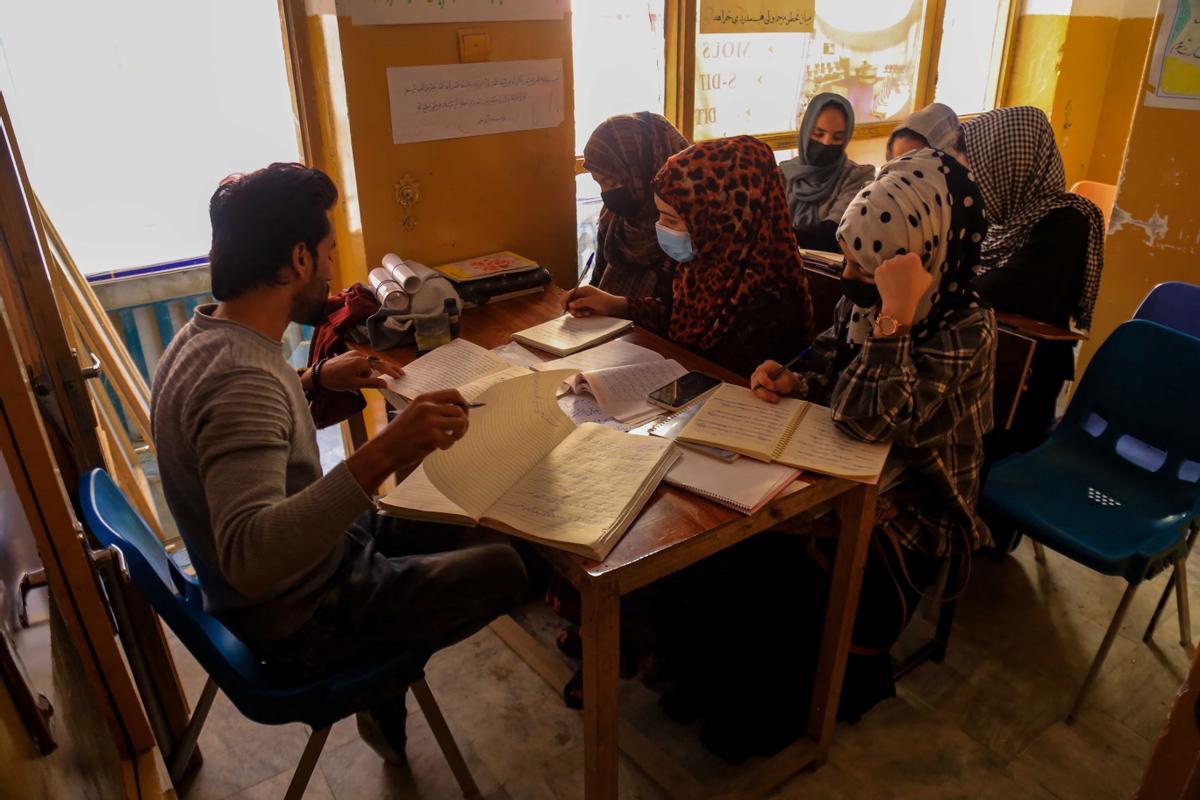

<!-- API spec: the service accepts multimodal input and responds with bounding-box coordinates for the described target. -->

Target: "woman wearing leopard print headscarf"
[566,135,814,377]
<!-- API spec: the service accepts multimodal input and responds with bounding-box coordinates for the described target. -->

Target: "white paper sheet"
[387,59,564,145]
[345,0,567,25]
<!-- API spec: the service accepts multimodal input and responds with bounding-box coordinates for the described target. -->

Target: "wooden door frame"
[0,94,191,771]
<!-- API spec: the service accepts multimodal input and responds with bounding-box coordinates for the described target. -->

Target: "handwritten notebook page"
[485,423,678,556]
[424,370,577,520]
[573,359,688,422]
[532,339,663,373]
[387,339,512,399]
[677,384,807,462]
[512,314,634,356]
[457,366,531,402]
[378,465,473,525]
[776,404,891,482]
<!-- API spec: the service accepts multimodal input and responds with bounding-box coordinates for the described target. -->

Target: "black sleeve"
[793,219,840,251]
[973,206,1088,327]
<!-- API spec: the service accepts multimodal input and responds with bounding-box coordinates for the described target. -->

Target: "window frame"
[574,0,1018,171]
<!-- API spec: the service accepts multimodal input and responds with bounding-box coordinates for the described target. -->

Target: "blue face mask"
[655,222,697,263]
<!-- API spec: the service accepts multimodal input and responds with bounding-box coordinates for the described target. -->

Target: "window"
[695,0,931,140]
[571,1,667,275]
[691,0,1016,145]
[0,1,301,275]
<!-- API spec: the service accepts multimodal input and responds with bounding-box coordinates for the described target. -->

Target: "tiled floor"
[165,538,1196,799]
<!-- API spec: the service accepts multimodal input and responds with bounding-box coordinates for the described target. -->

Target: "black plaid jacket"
[795,299,996,557]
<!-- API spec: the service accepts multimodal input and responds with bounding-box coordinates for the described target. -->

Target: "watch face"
[878,316,897,335]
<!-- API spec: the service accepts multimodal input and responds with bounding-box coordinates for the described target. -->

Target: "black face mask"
[841,276,881,308]
[601,187,641,218]
[807,139,842,168]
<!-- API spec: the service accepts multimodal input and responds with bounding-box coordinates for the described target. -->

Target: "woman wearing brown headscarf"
[583,112,689,309]
[568,135,815,378]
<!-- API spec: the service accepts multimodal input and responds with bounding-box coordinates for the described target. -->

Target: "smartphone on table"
[647,371,722,413]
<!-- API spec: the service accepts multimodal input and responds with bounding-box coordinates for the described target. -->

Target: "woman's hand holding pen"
[750,359,801,404]
[563,285,629,318]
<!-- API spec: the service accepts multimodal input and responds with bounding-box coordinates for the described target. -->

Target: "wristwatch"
[875,314,907,337]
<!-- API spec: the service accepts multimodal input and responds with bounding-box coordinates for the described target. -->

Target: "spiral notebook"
[676,384,890,483]
[664,448,801,514]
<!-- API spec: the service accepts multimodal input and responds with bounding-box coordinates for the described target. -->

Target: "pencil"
[455,402,486,410]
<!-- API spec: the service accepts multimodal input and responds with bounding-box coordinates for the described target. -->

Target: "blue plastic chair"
[1130,281,1200,645]
[982,320,1200,722]
[1132,281,1200,339]
[78,469,481,799]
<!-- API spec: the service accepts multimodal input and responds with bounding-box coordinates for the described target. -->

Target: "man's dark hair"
[208,162,338,301]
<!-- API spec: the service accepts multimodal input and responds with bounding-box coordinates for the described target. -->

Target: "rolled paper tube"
[383,252,423,293]
[368,267,407,305]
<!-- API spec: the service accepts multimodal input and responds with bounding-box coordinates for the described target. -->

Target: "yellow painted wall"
[1081,11,1200,371]
[1087,15,1155,183]
[1002,5,1153,187]
[331,15,577,287]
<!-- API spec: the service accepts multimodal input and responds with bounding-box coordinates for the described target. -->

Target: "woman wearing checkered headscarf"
[961,105,1105,456]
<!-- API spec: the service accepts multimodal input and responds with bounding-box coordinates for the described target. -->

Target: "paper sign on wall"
[1145,0,1200,109]
[343,0,567,25]
[387,59,564,144]
[698,0,815,34]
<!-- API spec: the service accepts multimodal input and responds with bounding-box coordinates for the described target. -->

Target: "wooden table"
[365,287,878,799]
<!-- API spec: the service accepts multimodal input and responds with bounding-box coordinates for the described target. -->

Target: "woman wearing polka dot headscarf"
[753,147,996,560]
[740,149,997,726]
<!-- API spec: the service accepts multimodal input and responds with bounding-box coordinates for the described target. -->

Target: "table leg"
[582,580,621,800]
[807,482,878,759]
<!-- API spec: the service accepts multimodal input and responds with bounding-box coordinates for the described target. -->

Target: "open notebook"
[677,384,891,483]
[564,359,687,424]
[511,314,634,356]
[379,370,679,560]
[386,339,529,401]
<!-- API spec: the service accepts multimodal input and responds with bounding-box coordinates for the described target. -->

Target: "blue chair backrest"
[1058,320,1200,511]
[78,469,267,690]
[1132,281,1200,339]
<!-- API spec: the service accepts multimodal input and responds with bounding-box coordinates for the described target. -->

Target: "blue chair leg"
[1145,524,1198,644]
[284,725,331,800]
[1068,582,1139,723]
[169,677,218,785]
[412,678,482,799]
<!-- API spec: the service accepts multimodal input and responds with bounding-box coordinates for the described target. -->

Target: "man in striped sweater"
[152,163,526,763]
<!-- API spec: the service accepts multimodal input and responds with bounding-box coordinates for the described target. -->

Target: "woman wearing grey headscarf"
[886,102,964,161]
[778,92,875,251]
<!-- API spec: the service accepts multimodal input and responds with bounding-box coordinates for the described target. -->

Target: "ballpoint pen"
[751,346,813,391]
[567,251,596,307]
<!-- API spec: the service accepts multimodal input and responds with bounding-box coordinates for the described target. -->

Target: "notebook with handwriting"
[386,339,526,401]
[564,359,687,424]
[512,314,634,356]
[676,384,890,483]
[379,370,679,560]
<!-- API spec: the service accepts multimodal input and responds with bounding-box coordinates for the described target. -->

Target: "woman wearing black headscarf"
[778,92,876,251]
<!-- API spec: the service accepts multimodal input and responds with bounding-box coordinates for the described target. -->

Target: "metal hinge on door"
[0,581,56,755]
